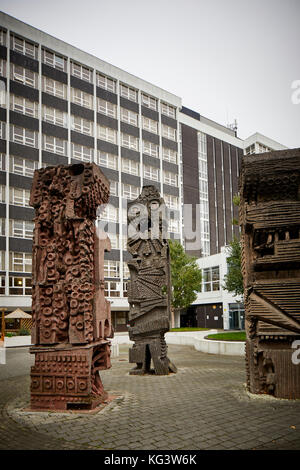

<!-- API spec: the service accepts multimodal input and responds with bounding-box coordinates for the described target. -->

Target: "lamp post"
[1,308,6,342]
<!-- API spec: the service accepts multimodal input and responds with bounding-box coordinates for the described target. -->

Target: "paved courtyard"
[0,344,300,450]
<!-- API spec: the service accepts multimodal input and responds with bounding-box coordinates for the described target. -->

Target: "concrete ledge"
[0,346,6,364]
[111,330,245,356]
[5,336,32,348]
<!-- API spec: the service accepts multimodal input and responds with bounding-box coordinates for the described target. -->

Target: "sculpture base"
[246,338,300,400]
[30,341,111,411]
[129,338,177,376]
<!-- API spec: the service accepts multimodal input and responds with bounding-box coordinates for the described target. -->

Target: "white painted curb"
[0,346,6,364]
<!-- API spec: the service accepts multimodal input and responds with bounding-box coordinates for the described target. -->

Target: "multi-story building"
[0,12,287,331]
[243,132,287,156]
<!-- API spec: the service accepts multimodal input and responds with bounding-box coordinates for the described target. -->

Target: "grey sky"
[0,0,299,148]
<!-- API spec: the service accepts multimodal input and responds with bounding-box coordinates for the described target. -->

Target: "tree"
[223,237,244,297]
[169,239,202,327]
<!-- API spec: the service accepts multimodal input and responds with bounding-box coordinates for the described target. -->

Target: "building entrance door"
[229,304,245,330]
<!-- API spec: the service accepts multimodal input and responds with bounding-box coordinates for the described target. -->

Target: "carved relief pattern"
[29,163,113,410]
[240,149,300,398]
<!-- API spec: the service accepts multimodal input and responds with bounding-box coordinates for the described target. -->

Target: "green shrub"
[5,332,17,337]
[18,328,31,336]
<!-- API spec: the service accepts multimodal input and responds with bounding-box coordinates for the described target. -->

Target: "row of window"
[0,219,33,239]
[6,123,177,163]
[0,32,177,116]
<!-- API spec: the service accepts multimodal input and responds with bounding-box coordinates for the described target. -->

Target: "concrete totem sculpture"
[240,148,300,399]
[29,162,113,410]
[127,185,177,375]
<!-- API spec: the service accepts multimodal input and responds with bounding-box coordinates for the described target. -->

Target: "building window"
[43,134,67,156]
[163,170,178,187]
[71,115,93,136]
[198,131,210,257]
[164,194,179,210]
[0,218,5,236]
[162,147,177,164]
[245,144,255,155]
[143,164,159,182]
[10,219,34,239]
[0,29,6,46]
[0,153,4,171]
[9,187,30,207]
[105,281,120,297]
[123,262,130,279]
[123,281,128,297]
[72,143,93,162]
[43,77,67,99]
[203,266,220,292]
[10,125,38,148]
[120,108,138,127]
[71,88,93,108]
[121,133,139,151]
[162,124,176,141]
[121,183,140,200]
[0,59,6,78]
[122,158,140,176]
[141,93,157,110]
[10,64,38,88]
[10,94,38,118]
[143,140,159,157]
[42,49,67,71]
[0,274,5,294]
[110,181,118,197]
[9,276,31,295]
[9,252,32,273]
[0,121,5,139]
[97,98,117,118]
[96,73,116,93]
[161,102,176,119]
[120,84,138,102]
[169,218,180,233]
[10,34,38,59]
[71,62,93,83]
[98,125,117,144]
[0,184,5,203]
[104,260,120,278]
[9,156,39,177]
[43,105,67,127]
[97,151,118,171]
[98,204,118,222]
[142,116,158,134]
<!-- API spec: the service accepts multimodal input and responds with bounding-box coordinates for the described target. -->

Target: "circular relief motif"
[78,380,87,391]
[67,380,75,390]
[44,379,52,389]
[42,318,51,328]
[76,321,84,331]
[43,330,51,338]
[31,378,40,389]
[56,380,64,390]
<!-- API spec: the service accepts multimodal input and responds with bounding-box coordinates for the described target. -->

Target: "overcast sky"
[1,0,299,148]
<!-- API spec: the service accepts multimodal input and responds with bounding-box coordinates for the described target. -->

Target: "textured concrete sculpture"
[127,185,177,375]
[29,163,113,410]
[240,148,300,399]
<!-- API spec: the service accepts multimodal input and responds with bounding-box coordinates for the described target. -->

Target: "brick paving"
[0,344,300,450]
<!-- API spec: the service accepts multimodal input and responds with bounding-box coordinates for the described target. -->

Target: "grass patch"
[205,331,246,341]
[170,327,210,332]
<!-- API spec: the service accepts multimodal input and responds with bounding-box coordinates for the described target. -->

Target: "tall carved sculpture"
[29,162,113,410]
[127,185,177,375]
[240,148,300,399]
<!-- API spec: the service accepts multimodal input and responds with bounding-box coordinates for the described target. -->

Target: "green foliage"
[206,331,246,341]
[18,328,31,336]
[169,240,202,310]
[223,237,244,297]
[233,193,240,207]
